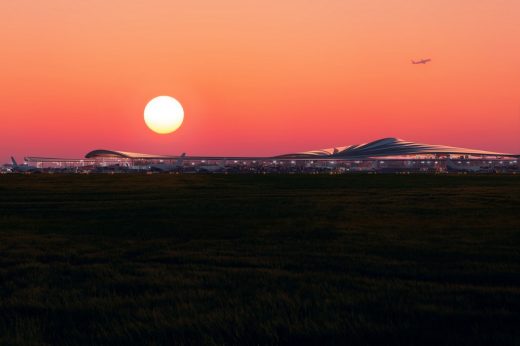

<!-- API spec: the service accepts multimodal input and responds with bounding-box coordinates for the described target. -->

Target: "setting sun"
[144,96,184,134]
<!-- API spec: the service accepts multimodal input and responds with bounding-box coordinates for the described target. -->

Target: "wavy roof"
[278,138,515,158]
[85,150,171,159]
[84,138,516,160]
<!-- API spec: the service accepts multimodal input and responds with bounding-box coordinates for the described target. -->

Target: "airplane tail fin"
[176,153,186,166]
[11,156,18,167]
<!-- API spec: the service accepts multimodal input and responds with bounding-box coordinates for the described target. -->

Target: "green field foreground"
[0,174,519,345]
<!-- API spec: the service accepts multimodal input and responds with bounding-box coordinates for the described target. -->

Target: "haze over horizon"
[1,0,519,163]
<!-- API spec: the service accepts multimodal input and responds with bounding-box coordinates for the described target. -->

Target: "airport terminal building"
[22,138,519,173]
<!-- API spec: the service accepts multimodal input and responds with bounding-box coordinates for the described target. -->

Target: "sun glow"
[144,96,184,134]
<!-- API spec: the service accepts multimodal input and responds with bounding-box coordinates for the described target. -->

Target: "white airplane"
[348,161,377,172]
[149,153,186,172]
[10,157,41,173]
[304,162,333,171]
[196,160,227,173]
[412,58,431,64]
[121,163,148,172]
[446,159,488,173]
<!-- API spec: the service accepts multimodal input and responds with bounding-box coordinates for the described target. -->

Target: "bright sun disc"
[144,96,184,134]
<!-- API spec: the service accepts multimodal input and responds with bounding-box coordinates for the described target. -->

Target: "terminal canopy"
[277,138,516,159]
[83,138,517,161]
[84,150,172,160]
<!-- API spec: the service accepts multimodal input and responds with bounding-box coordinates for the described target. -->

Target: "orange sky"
[1,0,519,161]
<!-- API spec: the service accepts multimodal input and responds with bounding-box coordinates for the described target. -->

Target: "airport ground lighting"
[8,138,517,174]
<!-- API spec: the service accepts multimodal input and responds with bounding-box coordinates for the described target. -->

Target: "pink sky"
[1,0,519,162]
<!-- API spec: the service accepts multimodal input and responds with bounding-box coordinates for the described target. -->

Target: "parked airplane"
[10,157,40,173]
[349,162,377,172]
[196,160,228,173]
[412,58,431,64]
[446,159,490,173]
[149,153,186,172]
[304,162,333,171]
[121,163,148,172]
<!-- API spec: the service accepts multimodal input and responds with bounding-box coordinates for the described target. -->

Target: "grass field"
[0,174,519,345]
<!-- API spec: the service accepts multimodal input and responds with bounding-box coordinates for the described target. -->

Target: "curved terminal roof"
[84,138,517,160]
[85,150,172,159]
[277,138,516,158]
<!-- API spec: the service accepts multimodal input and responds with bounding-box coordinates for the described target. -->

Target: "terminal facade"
[11,138,520,173]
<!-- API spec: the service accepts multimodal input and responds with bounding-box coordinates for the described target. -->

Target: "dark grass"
[0,174,519,345]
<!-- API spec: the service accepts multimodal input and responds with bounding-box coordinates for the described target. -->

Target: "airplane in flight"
[10,157,41,173]
[412,58,431,64]
[149,153,186,172]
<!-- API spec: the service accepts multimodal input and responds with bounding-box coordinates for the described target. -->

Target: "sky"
[1,0,519,162]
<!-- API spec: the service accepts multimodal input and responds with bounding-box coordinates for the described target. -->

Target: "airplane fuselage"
[412,58,431,64]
